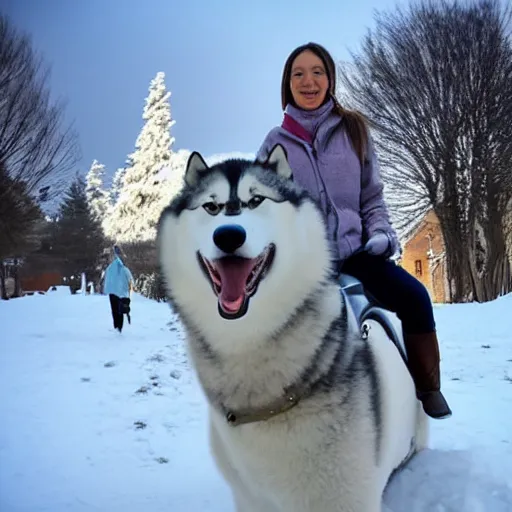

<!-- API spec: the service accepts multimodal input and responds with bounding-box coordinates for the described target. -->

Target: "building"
[21,271,63,293]
[399,210,450,303]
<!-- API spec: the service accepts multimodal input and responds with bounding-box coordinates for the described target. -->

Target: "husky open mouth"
[197,244,276,319]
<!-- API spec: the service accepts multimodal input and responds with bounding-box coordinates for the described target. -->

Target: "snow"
[46,285,72,295]
[1,291,511,511]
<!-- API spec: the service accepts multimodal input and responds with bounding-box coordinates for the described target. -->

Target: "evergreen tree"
[110,167,125,206]
[52,175,105,285]
[105,72,175,242]
[0,161,42,262]
[85,159,110,223]
[157,148,191,208]
[0,161,43,298]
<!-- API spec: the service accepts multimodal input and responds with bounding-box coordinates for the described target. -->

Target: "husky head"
[157,144,333,346]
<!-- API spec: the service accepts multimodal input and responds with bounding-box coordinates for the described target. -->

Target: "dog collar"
[222,383,310,427]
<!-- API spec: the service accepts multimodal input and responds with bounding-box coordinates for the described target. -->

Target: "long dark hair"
[281,42,369,165]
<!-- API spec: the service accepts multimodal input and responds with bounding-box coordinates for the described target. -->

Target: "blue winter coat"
[103,257,133,298]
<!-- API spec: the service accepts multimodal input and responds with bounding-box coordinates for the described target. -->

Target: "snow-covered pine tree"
[156,148,191,208]
[102,166,126,237]
[85,160,110,224]
[110,167,126,206]
[105,72,175,243]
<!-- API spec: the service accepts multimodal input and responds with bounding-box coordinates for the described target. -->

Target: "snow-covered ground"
[1,291,511,511]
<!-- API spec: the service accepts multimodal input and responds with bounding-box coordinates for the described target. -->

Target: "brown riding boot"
[403,331,452,420]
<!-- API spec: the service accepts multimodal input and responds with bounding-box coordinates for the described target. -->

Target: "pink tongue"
[215,258,255,312]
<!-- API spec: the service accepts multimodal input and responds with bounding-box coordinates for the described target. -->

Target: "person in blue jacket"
[103,245,134,332]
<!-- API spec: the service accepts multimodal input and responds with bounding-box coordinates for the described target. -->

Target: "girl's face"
[290,50,329,110]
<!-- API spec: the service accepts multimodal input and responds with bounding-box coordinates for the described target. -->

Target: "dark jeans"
[109,294,131,331]
[339,252,435,334]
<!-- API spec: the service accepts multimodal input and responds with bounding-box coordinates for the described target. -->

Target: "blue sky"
[4,0,400,183]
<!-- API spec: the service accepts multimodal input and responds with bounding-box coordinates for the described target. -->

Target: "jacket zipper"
[307,145,340,244]
[282,128,341,244]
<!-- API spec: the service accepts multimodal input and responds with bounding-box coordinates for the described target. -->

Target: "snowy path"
[1,292,511,511]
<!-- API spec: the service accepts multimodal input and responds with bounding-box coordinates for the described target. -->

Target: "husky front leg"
[233,492,277,512]
[273,465,383,512]
[280,492,382,512]
[209,420,277,512]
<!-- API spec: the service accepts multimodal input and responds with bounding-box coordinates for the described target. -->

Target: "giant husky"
[157,145,429,512]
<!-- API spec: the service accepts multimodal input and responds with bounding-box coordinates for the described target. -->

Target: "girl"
[257,42,451,419]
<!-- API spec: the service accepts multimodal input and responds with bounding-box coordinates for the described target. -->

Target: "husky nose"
[213,224,246,254]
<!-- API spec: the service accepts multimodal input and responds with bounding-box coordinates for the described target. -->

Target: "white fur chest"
[208,395,379,512]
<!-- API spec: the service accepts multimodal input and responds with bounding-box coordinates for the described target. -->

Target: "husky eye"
[247,195,265,209]
[203,202,221,215]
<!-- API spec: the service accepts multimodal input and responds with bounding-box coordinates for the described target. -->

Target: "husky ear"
[263,144,293,180]
[185,151,209,187]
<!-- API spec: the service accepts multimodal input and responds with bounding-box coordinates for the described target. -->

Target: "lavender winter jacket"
[256,98,399,263]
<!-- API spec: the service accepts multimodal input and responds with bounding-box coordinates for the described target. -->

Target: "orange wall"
[401,211,447,303]
[21,272,63,292]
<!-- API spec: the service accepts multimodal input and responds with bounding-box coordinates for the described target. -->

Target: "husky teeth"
[245,250,267,290]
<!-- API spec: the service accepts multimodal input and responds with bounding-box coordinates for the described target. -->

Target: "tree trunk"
[469,209,512,302]
[436,202,473,303]
[12,259,21,298]
[0,263,6,300]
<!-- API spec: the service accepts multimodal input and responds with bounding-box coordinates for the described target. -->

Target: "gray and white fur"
[157,145,429,512]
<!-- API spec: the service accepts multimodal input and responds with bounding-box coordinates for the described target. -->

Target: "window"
[415,259,422,277]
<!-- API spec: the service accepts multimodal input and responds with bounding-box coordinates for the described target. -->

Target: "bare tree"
[0,14,80,202]
[339,0,512,302]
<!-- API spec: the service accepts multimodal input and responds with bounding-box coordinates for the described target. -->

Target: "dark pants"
[109,294,131,331]
[340,252,435,334]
